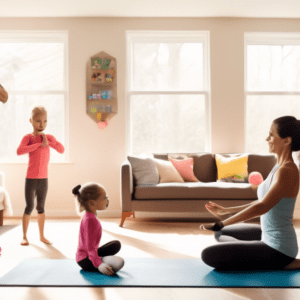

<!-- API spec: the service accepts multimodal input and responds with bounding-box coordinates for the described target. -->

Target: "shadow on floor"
[30,244,69,259]
[103,227,196,259]
[0,225,20,236]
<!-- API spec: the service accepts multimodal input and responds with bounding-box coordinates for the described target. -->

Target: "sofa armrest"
[120,160,134,211]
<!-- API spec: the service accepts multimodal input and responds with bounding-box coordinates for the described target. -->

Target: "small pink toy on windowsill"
[248,171,264,186]
[98,121,108,129]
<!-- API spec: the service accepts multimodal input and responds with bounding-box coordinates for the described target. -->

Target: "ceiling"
[0,0,299,18]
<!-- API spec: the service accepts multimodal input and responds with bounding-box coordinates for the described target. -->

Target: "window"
[0,31,68,163]
[126,31,210,155]
[245,32,300,166]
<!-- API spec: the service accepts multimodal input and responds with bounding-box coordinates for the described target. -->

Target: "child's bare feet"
[40,237,52,245]
[21,238,29,246]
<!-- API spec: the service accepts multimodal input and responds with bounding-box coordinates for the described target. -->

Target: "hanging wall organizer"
[86,51,117,129]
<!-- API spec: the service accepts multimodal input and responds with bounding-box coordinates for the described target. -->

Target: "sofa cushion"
[216,153,277,182]
[246,154,277,180]
[154,153,216,183]
[127,155,159,186]
[153,153,277,183]
[134,182,257,200]
[154,158,184,183]
[168,157,199,182]
[215,153,249,183]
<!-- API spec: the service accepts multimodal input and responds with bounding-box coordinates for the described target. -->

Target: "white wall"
[1,17,300,219]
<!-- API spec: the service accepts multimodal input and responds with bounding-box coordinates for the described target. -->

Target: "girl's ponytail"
[73,182,104,215]
[72,185,81,195]
[73,184,85,214]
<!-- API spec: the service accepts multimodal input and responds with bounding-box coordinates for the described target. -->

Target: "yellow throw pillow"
[215,154,249,183]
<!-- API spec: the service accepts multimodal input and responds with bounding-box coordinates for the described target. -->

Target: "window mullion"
[6,91,66,95]
[129,91,208,96]
[245,92,300,95]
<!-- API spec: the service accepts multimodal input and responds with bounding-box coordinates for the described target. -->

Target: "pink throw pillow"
[169,157,199,182]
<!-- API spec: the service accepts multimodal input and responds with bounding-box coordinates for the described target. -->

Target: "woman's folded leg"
[201,240,295,271]
[215,223,262,242]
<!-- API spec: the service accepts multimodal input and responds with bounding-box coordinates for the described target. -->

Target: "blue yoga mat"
[0,258,299,288]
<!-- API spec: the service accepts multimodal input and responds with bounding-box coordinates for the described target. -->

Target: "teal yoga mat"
[0,258,299,288]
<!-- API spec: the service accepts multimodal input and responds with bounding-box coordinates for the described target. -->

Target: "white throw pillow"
[154,158,184,183]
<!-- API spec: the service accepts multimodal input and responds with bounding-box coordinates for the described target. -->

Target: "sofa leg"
[120,212,134,227]
[0,209,3,226]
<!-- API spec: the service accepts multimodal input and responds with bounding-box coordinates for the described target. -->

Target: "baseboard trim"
[8,209,122,219]
[7,209,300,220]
[7,210,216,219]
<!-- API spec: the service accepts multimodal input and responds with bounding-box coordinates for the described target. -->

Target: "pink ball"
[97,121,108,129]
[249,172,264,185]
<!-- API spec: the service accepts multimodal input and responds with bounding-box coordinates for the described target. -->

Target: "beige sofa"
[120,152,277,227]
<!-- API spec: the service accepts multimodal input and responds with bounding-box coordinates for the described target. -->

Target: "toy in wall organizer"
[86,51,117,129]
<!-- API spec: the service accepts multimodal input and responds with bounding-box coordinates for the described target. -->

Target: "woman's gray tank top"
[258,164,298,258]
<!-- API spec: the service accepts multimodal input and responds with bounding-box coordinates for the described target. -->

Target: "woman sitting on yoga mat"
[73,183,124,276]
[200,116,300,271]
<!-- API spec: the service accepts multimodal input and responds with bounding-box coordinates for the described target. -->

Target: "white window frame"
[0,30,70,164]
[244,32,300,151]
[125,30,211,156]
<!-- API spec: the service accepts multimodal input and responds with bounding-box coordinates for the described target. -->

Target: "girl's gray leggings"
[24,178,48,215]
[201,223,295,270]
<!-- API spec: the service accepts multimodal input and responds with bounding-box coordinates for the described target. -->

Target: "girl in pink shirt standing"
[73,183,124,276]
[17,106,65,246]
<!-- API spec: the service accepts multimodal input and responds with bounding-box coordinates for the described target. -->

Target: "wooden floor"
[1,217,300,300]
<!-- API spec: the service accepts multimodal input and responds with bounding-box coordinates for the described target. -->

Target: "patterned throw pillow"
[168,157,199,182]
[215,154,249,183]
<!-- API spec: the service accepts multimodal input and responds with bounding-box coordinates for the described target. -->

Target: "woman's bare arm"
[226,200,260,214]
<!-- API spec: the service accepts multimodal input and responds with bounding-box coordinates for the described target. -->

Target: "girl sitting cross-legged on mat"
[73,183,125,276]
[200,116,300,271]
